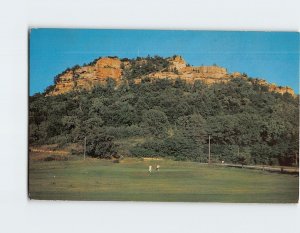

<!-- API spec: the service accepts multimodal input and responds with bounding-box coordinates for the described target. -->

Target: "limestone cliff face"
[255,80,295,96]
[141,56,237,85]
[48,57,122,96]
[47,55,295,96]
[95,57,122,81]
[168,55,187,71]
[52,70,76,95]
[271,86,294,95]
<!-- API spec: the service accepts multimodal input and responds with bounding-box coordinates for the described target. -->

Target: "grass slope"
[29,158,299,203]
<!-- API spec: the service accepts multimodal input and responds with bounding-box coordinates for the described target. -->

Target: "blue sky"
[30,29,299,95]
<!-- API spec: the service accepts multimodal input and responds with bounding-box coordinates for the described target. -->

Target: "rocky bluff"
[47,55,295,96]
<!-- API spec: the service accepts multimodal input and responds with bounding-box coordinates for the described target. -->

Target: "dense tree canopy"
[29,68,299,165]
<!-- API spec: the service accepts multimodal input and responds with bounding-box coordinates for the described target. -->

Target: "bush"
[44,156,56,161]
[129,146,158,157]
[86,133,118,159]
[44,155,68,161]
[163,135,201,160]
[142,139,165,153]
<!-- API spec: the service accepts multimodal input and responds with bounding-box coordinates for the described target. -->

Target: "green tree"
[142,109,170,138]
[86,133,118,159]
[176,114,207,144]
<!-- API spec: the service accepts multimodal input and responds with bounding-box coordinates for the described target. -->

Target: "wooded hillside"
[29,55,299,166]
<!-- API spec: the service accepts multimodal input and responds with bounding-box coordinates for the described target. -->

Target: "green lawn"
[28,158,299,203]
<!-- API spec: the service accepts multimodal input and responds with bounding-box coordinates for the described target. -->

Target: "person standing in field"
[149,165,152,175]
[156,165,160,171]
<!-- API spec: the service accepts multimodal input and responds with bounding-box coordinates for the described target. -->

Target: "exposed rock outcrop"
[47,55,295,97]
[48,57,122,96]
[136,56,239,85]
[95,57,122,82]
[255,79,295,96]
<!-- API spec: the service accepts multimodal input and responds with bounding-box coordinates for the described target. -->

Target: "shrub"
[129,146,157,157]
[44,154,68,161]
[86,133,118,159]
[44,156,56,161]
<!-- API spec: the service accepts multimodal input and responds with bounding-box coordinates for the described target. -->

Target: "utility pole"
[84,137,86,160]
[208,135,211,164]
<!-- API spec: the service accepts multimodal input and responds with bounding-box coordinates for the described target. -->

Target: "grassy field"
[28,157,299,203]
